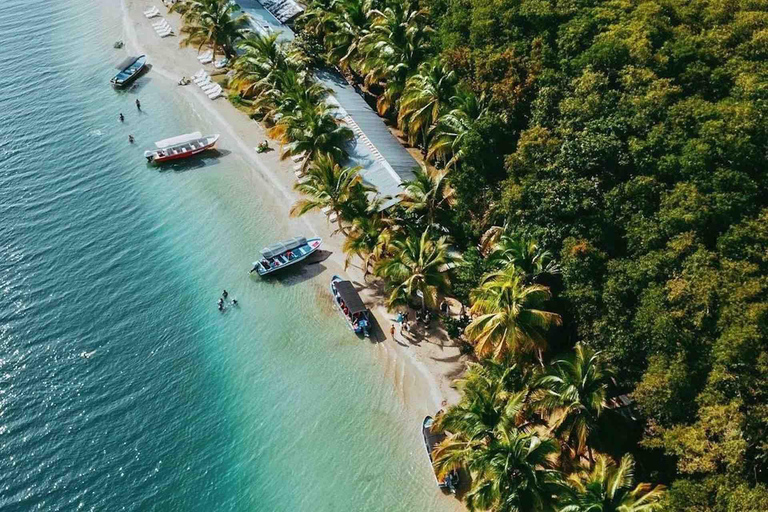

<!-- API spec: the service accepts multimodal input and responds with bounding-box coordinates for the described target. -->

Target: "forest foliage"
[295,0,768,508]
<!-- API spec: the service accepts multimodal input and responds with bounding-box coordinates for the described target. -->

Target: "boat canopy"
[261,236,307,259]
[334,280,367,315]
[155,132,203,149]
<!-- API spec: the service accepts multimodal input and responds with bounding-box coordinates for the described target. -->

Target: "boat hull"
[422,416,459,493]
[251,238,322,276]
[144,134,219,164]
[330,275,370,337]
[110,55,147,88]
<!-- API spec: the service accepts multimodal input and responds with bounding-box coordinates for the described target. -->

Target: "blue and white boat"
[330,275,370,337]
[110,55,147,88]
[250,236,322,276]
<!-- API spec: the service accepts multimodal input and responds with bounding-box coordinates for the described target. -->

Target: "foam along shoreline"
[121,0,465,424]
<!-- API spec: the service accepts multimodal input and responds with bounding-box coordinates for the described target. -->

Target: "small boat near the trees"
[250,236,322,276]
[422,416,459,494]
[330,275,371,337]
[110,55,146,88]
[144,132,220,164]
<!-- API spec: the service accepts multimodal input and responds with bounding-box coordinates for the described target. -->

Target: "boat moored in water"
[330,275,371,337]
[422,416,459,494]
[144,132,220,164]
[110,55,146,88]
[250,236,322,276]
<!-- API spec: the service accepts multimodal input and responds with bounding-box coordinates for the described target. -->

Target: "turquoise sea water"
[0,0,451,509]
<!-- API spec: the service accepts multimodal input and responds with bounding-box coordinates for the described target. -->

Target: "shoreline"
[120,0,465,420]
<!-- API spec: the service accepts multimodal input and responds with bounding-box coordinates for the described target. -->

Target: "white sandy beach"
[121,0,467,435]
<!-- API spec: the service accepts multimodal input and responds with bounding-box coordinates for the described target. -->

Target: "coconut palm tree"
[374,230,459,312]
[533,344,616,464]
[325,0,373,72]
[398,167,454,228]
[270,103,354,168]
[398,60,456,148]
[297,0,336,39]
[466,265,562,360]
[486,232,560,283]
[290,154,372,235]
[559,454,666,512]
[172,0,251,59]
[435,361,536,442]
[358,3,434,115]
[427,89,487,167]
[434,425,563,512]
[341,214,393,277]
[231,33,308,100]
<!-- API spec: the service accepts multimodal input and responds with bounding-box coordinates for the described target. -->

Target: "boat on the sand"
[144,132,220,164]
[330,275,371,337]
[110,55,146,88]
[250,236,322,276]
[422,416,459,494]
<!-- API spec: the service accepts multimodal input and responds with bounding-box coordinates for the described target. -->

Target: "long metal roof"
[238,1,420,209]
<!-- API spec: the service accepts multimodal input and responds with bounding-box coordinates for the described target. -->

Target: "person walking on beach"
[119,113,124,122]
[135,99,141,111]
[390,324,395,339]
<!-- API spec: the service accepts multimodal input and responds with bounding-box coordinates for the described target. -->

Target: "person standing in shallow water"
[119,113,124,122]
[135,99,141,111]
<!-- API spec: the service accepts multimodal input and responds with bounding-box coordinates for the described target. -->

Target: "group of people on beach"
[217,289,238,312]
[118,99,143,144]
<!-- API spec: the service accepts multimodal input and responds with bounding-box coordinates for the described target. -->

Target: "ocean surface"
[0,0,448,510]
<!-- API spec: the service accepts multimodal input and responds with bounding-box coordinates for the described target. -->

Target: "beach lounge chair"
[208,87,223,100]
[201,82,219,93]
[198,54,213,65]
[144,6,160,18]
[197,76,213,87]
[192,69,206,79]
[206,84,222,95]
[154,23,171,33]
[157,28,174,37]
[214,58,228,69]
[197,50,213,62]
[152,18,168,27]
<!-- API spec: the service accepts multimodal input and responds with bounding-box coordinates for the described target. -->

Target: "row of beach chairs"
[152,18,174,37]
[191,69,223,100]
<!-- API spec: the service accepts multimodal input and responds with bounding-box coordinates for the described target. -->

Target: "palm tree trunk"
[336,213,350,236]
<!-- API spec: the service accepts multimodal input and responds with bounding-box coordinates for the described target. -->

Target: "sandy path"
[121,0,466,419]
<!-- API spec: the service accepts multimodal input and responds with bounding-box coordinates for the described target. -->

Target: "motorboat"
[144,132,219,163]
[422,416,459,494]
[250,236,322,276]
[330,275,371,337]
[110,55,147,88]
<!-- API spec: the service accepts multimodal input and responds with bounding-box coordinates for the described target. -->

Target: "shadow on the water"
[150,149,229,173]
[250,260,328,287]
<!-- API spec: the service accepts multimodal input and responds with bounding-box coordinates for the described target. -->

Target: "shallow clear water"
[0,0,449,509]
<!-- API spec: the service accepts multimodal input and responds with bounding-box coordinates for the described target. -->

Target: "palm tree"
[358,3,434,115]
[297,0,336,39]
[559,454,666,512]
[486,232,560,283]
[374,230,459,312]
[231,33,308,100]
[289,154,372,235]
[398,167,454,228]
[434,426,563,512]
[172,0,251,59]
[325,0,373,72]
[435,361,536,442]
[533,344,616,464]
[342,214,393,277]
[465,265,562,360]
[428,89,487,167]
[270,103,354,168]
[398,60,456,148]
